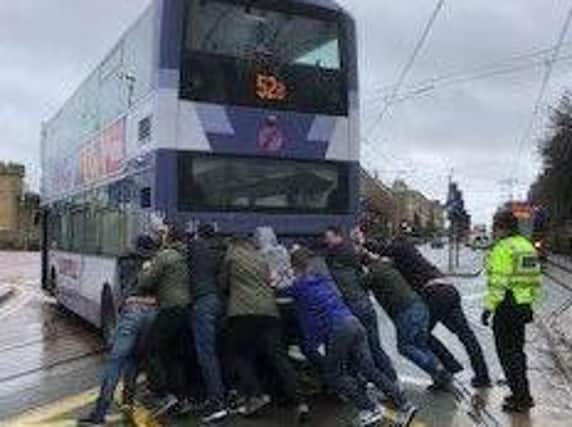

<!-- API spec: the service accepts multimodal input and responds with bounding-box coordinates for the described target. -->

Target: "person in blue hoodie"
[279,247,417,427]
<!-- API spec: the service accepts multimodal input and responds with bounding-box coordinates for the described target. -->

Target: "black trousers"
[147,306,188,398]
[493,300,532,401]
[424,283,490,381]
[227,315,301,404]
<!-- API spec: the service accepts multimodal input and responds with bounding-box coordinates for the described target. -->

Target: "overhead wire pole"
[511,5,572,182]
[365,0,446,140]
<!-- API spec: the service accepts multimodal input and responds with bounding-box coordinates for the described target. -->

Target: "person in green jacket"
[221,236,309,421]
[136,222,192,415]
[482,210,542,412]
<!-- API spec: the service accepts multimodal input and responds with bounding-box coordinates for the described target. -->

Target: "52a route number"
[256,74,287,101]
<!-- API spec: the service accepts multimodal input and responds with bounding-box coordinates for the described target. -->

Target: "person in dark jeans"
[492,294,534,411]
[284,247,417,427]
[79,235,160,426]
[362,252,452,388]
[221,237,309,421]
[423,282,490,388]
[382,234,491,388]
[187,224,228,422]
[135,224,192,415]
[322,226,398,383]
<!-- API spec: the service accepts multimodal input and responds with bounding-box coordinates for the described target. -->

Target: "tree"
[529,92,572,252]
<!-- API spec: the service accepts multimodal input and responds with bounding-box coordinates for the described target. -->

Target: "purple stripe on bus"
[307,116,337,142]
[157,69,180,89]
[197,105,330,159]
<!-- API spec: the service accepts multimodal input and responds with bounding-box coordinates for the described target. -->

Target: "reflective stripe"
[485,235,542,311]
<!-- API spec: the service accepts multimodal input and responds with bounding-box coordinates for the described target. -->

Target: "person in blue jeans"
[79,236,160,426]
[381,232,490,388]
[282,247,417,427]
[323,226,398,383]
[187,224,228,422]
[362,252,452,388]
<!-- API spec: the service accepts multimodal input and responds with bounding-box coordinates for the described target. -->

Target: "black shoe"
[295,403,310,424]
[503,394,516,405]
[502,397,535,413]
[427,370,452,392]
[471,376,492,389]
[77,415,105,426]
[227,391,246,415]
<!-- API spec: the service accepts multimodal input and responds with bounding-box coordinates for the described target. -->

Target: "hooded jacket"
[278,274,352,353]
[221,239,279,319]
[254,227,294,290]
[136,242,191,309]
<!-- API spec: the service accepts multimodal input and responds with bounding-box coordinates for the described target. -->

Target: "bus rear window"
[178,154,349,214]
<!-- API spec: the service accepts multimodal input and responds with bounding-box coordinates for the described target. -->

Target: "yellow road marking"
[383,408,428,427]
[3,387,100,425]
[4,376,438,427]
[2,383,161,427]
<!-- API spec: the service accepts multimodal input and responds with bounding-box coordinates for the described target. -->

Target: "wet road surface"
[1,248,572,426]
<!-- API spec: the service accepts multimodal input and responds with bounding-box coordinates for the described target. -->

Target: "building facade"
[359,170,445,238]
[392,180,445,237]
[359,169,397,236]
[0,162,40,250]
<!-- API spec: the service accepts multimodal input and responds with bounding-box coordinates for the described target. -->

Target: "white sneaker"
[356,407,383,426]
[288,345,307,362]
[237,394,272,416]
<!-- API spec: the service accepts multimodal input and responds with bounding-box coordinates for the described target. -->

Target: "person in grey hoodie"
[254,226,294,290]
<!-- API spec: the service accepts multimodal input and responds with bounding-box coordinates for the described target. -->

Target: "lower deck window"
[178,154,349,214]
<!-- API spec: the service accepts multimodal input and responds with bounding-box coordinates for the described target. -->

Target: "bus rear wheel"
[100,286,116,346]
[46,268,57,296]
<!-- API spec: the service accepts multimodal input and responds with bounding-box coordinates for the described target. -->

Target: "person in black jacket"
[187,224,229,423]
[382,233,491,389]
[362,250,452,390]
[323,226,398,383]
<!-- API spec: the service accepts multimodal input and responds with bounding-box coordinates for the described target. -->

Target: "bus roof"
[295,0,343,11]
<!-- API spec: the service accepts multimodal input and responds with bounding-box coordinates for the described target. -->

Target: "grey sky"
[0,0,570,225]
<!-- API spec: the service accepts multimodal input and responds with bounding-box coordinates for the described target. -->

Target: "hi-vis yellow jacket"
[485,235,542,311]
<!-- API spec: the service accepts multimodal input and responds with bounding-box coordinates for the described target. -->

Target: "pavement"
[1,248,572,426]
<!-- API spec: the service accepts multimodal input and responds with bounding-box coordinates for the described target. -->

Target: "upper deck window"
[186,1,341,70]
[180,0,348,115]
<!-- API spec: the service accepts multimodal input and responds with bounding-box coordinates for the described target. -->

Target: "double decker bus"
[40,0,359,335]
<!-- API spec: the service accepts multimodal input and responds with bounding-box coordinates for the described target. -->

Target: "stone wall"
[0,163,40,250]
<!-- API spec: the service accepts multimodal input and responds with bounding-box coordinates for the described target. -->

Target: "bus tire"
[100,286,116,346]
[46,267,57,296]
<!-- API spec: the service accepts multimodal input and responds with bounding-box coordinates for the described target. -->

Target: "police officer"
[482,210,542,412]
